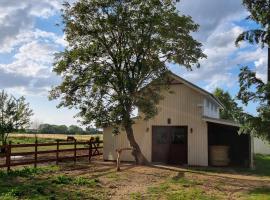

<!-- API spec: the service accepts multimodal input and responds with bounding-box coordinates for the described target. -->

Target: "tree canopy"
[236,0,270,141]
[213,88,245,123]
[50,0,205,164]
[0,90,33,145]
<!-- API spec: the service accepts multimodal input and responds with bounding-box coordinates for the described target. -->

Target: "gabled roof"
[167,71,224,109]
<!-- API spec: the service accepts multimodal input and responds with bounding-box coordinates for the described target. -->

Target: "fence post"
[6,141,11,172]
[34,139,38,168]
[89,139,93,162]
[56,140,59,165]
[74,139,77,164]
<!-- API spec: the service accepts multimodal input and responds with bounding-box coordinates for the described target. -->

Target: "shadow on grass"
[189,154,270,177]
[247,187,270,200]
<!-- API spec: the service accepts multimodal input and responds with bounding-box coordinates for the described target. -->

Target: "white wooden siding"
[103,83,209,166]
[254,137,270,155]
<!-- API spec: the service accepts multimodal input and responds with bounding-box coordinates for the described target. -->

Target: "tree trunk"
[124,124,149,165]
[267,47,270,106]
[267,47,270,83]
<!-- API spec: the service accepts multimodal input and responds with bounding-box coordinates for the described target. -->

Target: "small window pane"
[171,128,186,144]
[156,131,169,144]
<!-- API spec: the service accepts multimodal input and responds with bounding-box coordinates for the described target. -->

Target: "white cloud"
[255,54,267,83]
[0,1,67,95]
[178,0,247,41]
[173,0,267,93]
[175,23,243,91]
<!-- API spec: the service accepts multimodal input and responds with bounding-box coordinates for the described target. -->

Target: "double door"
[152,126,188,164]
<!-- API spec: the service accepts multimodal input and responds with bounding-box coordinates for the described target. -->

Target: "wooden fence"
[0,139,102,171]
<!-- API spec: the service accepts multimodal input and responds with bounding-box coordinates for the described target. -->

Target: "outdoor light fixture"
[190,128,193,133]
[167,118,171,124]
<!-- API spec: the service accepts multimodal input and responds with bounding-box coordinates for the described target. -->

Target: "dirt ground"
[1,157,270,199]
[57,159,270,200]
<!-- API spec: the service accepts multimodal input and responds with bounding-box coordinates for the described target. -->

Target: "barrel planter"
[209,145,230,166]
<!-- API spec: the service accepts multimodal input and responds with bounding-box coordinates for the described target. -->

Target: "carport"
[203,117,252,168]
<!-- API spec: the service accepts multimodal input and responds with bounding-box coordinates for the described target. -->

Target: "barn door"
[152,126,188,164]
[152,126,170,163]
[168,126,188,164]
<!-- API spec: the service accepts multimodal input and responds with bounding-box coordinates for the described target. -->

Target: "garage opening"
[152,126,187,164]
[207,122,251,167]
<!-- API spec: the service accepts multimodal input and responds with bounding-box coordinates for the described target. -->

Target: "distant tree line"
[25,124,101,135]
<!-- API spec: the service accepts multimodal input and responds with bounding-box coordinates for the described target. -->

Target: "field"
[0,136,103,169]
[9,133,103,141]
[0,154,269,199]
[0,136,270,200]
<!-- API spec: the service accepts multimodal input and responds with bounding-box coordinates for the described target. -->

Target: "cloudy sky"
[0,0,266,126]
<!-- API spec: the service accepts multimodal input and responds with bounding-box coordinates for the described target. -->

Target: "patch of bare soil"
[82,161,270,200]
[101,165,178,200]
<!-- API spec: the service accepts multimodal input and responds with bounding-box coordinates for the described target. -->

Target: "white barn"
[103,72,253,167]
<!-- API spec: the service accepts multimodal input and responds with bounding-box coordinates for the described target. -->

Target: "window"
[171,127,187,144]
[156,131,169,144]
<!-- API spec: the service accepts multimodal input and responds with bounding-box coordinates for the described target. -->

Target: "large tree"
[50,0,205,164]
[213,88,245,123]
[0,90,33,146]
[236,0,270,141]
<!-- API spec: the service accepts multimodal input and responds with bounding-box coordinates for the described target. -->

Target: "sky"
[0,0,267,126]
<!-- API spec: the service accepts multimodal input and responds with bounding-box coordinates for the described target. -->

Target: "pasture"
[9,133,103,141]
[0,135,270,200]
[0,155,269,199]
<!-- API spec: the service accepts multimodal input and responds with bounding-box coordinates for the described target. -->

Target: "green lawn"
[0,155,269,200]
[251,154,270,177]
[0,165,107,200]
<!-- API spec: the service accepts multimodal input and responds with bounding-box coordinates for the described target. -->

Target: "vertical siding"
[103,84,208,166]
[103,120,150,162]
[148,84,208,166]
[254,137,270,155]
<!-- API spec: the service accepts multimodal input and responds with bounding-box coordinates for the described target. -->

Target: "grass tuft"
[73,176,99,187]
[52,175,72,184]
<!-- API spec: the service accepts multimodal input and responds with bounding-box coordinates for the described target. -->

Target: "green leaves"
[213,88,245,123]
[235,0,270,141]
[236,67,270,140]
[0,90,33,145]
[236,0,270,48]
[50,0,205,129]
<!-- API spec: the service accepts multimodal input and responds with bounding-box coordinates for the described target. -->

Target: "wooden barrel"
[210,145,230,166]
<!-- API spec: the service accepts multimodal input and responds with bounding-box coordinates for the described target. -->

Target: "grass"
[189,154,270,178]
[145,176,216,200]
[4,137,91,153]
[7,137,56,144]
[0,154,269,199]
[247,187,270,200]
[9,133,103,142]
[251,154,270,176]
[0,165,107,200]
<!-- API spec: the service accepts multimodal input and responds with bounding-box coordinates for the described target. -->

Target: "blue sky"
[0,0,267,126]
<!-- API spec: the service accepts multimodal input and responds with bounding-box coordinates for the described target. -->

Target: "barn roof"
[167,71,224,109]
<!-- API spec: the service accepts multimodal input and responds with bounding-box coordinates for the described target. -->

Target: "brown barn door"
[152,126,187,164]
[168,126,188,164]
[152,126,170,163]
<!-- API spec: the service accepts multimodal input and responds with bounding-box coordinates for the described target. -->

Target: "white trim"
[202,116,240,127]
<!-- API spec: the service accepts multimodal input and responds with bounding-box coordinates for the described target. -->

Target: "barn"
[103,72,253,167]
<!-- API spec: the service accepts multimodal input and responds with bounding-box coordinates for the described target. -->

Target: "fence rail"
[0,139,103,171]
